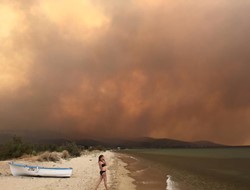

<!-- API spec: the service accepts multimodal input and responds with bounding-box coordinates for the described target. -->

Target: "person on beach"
[95,155,108,190]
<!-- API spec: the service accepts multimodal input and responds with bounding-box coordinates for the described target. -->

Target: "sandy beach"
[0,151,135,190]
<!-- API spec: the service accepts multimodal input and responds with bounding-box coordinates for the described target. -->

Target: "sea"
[119,148,250,190]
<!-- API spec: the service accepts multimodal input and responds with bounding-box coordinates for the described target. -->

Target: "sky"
[1,0,250,145]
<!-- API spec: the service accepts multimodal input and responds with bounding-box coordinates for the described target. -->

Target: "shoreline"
[0,151,136,190]
[118,152,168,190]
[110,153,136,190]
[118,149,250,190]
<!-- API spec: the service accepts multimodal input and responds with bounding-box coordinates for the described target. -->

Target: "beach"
[0,151,135,190]
[2,148,250,190]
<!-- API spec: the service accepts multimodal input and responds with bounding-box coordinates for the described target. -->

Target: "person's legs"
[95,175,103,190]
[103,173,108,190]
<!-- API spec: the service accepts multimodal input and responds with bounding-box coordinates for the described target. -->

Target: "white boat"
[9,162,73,177]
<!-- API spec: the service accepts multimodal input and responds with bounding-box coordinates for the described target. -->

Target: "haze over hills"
[95,137,230,148]
[0,133,236,148]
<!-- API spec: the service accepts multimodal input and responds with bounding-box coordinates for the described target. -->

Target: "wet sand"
[0,151,135,190]
[118,153,167,190]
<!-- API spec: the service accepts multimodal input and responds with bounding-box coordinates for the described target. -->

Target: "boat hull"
[9,162,73,177]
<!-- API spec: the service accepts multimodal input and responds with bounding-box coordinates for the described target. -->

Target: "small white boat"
[9,162,73,177]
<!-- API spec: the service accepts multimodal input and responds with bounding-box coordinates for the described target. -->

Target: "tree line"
[0,136,105,160]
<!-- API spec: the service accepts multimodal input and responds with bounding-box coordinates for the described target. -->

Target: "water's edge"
[117,148,250,190]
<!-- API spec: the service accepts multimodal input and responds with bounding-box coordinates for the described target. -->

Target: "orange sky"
[1,0,250,145]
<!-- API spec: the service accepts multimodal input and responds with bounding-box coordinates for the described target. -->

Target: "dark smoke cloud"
[1,0,250,145]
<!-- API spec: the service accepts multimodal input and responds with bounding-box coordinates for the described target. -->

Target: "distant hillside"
[98,137,229,148]
[0,133,70,145]
[0,133,230,148]
[192,140,227,147]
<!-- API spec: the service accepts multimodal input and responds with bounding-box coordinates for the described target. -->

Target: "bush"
[37,151,60,162]
[32,150,37,156]
[50,152,60,162]
[61,150,70,159]
[37,151,48,162]
[95,145,106,151]
[0,136,34,159]
[88,145,106,151]
[62,142,81,157]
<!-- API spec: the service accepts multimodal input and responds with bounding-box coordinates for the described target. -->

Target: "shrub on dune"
[37,151,60,162]
[61,150,70,159]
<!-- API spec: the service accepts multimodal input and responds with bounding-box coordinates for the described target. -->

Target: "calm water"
[120,148,250,190]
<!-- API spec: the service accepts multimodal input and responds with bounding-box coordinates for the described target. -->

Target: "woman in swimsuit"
[95,155,108,190]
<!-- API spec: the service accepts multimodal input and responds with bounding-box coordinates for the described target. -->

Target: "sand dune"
[0,151,135,190]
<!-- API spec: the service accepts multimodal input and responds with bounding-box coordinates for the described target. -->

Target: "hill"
[0,133,231,148]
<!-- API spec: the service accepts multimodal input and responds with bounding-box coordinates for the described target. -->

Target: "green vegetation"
[0,136,34,160]
[0,136,83,161]
[88,145,106,152]
[59,142,82,157]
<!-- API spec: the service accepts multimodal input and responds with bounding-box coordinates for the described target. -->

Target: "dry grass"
[61,150,70,159]
[37,150,72,162]
[37,151,60,162]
